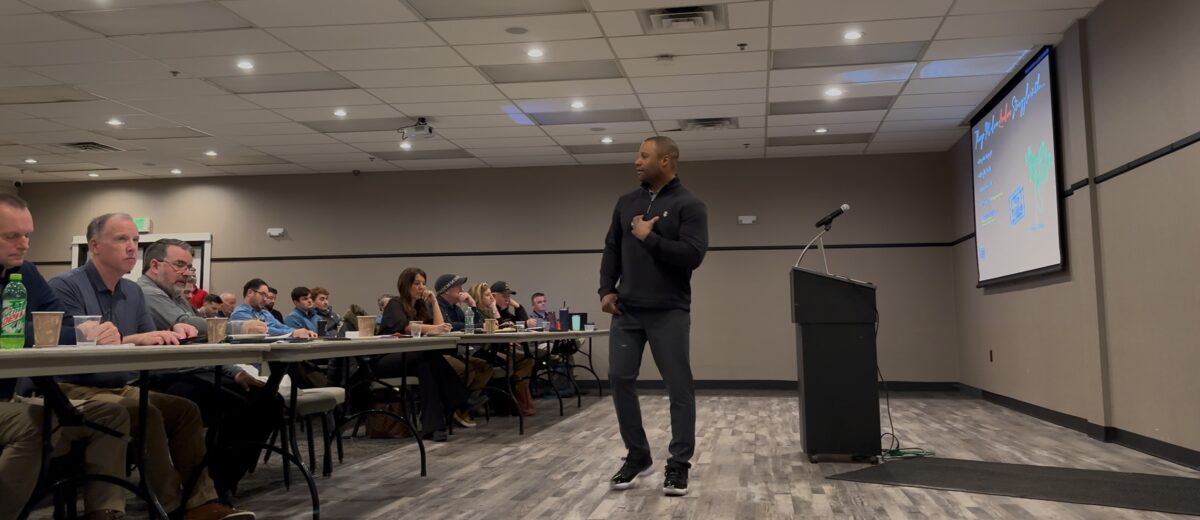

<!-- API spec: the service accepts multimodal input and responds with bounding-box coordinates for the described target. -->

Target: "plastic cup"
[73,315,101,346]
[32,311,63,347]
[357,316,376,337]
[206,317,228,343]
[409,321,423,338]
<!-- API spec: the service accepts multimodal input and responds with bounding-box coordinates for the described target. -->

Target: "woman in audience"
[469,283,536,416]
[374,268,475,440]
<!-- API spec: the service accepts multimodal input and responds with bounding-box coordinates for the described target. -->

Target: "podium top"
[790,266,876,289]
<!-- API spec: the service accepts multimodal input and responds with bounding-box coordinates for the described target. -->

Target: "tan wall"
[0,183,16,196]
[21,153,960,383]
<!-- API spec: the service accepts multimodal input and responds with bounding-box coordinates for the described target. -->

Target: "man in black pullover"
[599,136,708,497]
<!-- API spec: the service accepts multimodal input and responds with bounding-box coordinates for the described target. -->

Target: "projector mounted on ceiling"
[398,117,435,141]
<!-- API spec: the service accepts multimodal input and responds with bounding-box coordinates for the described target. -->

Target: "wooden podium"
[790,267,880,463]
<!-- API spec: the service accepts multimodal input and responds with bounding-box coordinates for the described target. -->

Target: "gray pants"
[608,307,695,466]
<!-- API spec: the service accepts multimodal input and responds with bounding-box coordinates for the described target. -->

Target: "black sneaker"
[421,429,449,442]
[663,463,689,496]
[609,457,653,490]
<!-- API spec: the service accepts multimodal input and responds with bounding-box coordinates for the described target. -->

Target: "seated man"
[218,292,237,318]
[0,401,130,520]
[0,194,130,520]
[49,212,253,519]
[376,294,392,326]
[491,281,538,329]
[201,293,225,318]
[310,286,341,335]
[284,286,318,333]
[137,239,279,495]
[530,292,560,330]
[264,287,284,323]
[230,279,317,339]
[433,275,492,406]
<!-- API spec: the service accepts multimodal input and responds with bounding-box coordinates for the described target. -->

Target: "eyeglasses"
[254,290,270,298]
[161,259,195,272]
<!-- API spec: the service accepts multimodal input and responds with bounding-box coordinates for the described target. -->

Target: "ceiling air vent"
[678,118,738,131]
[641,5,726,34]
[55,142,125,152]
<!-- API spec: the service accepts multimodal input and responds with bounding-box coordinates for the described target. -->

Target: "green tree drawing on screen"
[1025,141,1053,230]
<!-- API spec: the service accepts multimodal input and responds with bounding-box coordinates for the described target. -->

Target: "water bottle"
[2,273,28,350]
[463,305,475,333]
[558,300,570,332]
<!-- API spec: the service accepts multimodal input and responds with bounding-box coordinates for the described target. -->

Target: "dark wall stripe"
[34,261,71,266]
[1094,129,1200,185]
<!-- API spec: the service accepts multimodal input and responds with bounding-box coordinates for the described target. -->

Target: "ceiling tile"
[609,29,768,59]
[210,71,358,94]
[588,0,745,9]
[768,110,887,127]
[664,128,764,141]
[902,74,1006,94]
[773,42,927,69]
[229,133,337,146]
[0,85,98,104]
[769,82,903,102]
[80,79,228,100]
[482,155,578,167]
[676,139,764,152]
[541,121,653,136]
[923,35,1059,61]
[595,11,642,37]
[877,118,964,132]
[866,140,954,153]
[497,78,633,99]
[436,126,547,139]
[563,142,639,154]
[194,122,315,135]
[275,105,403,122]
[112,29,291,59]
[388,158,486,170]
[871,128,966,142]
[341,68,490,88]
[552,132,650,146]
[422,115,533,128]
[937,10,1090,40]
[645,104,764,120]
[516,95,641,113]
[300,117,412,133]
[480,60,623,83]
[573,151,635,164]
[769,62,915,87]
[220,0,418,27]
[892,91,989,109]
[169,109,290,126]
[163,53,328,78]
[326,131,407,143]
[0,3,38,14]
[766,143,867,156]
[240,89,380,109]
[408,0,587,19]
[768,133,871,146]
[267,23,444,51]
[256,142,359,155]
[219,164,312,174]
[916,55,1026,79]
[9,100,136,119]
[951,0,1101,14]
[0,14,100,44]
[352,139,460,153]
[60,2,250,36]
[772,0,951,25]
[377,149,474,160]
[428,13,602,45]
[772,18,941,49]
[622,51,768,77]
[29,60,176,84]
[728,1,770,29]
[468,146,567,158]
[308,47,467,71]
[631,71,767,93]
[455,38,613,66]
[392,101,521,117]
[305,160,395,172]
[369,85,506,104]
[125,95,260,113]
[771,96,893,115]
[527,108,645,125]
[450,137,558,149]
[0,39,143,67]
[0,68,58,88]
[884,106,973,121]
[768,122,880,136]
[638,89,765,107]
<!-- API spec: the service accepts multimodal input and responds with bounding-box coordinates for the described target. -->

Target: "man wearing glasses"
[230,279,317,339]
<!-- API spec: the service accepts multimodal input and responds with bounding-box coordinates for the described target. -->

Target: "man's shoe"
[453,409,477,428]
[85,510,125,520]
[609,457,653,490]
[663,463,690,496]
[183,501,255,520]
[422,429,449,442]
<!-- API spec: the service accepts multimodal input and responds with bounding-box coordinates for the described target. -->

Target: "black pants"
[366,351,468,435]
[608,308,695,466]
[154,372,284,493]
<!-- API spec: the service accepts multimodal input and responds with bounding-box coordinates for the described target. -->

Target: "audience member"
[469,283,536,416]
[186,275,207,311]
[376,293,392,325]
[218,292,236,318]
[284,286,318,333]
[201,293,224,318]
[49,212,254,520]
[311,286,341,335]
[491,281,538,329]
[230,279,317,339]
[433,275,492,409]
[264,287,284,323]
[530,292,559,330]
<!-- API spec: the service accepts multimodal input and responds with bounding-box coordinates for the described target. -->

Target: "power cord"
[874,306,934,462]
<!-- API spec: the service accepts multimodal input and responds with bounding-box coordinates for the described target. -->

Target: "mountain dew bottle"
[2,273,27,350]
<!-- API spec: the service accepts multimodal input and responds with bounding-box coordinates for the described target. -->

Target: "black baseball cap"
[435,274,468,294]
[491,280,516,295]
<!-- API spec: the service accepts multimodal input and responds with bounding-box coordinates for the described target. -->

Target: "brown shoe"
[183,501,256,520]
[85,510,126,520]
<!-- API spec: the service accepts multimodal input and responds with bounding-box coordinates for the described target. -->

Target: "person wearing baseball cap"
[491,281,537,329]
[435,274,492,416]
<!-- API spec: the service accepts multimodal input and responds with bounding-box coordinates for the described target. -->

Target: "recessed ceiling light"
[843,30,863,40]
[601,136,613,144]
[24,158,37,164]
[236,60,254,70]
[399,141,412,150]
[87,173,99,178]
[204,150,218,156]
[333,108,347,117]
[527,48,544,58]
[170,168,182,174]
[824,87,845,97]
[106,118,124,126]
[815,128,829,134]
[570,100,585,109]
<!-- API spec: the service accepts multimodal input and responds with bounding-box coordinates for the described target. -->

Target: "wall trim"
[1093,129,1200,185]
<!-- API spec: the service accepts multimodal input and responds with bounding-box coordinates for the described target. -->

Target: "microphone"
[814,203,850,229]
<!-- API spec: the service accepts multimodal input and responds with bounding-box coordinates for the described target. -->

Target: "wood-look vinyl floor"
[33,391,1200,519]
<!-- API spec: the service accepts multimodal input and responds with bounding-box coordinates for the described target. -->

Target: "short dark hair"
[85,213,133,241]
[643,136,680,164]
[268,287,278,295]
[204,293,223,305]
[0,193,28,210]
[141,238,193,274]
[531,292,545,302]
[291,286,311,302]
[243,278,268,297]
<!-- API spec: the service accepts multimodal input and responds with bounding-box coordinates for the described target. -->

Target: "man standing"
[599,136,708,496]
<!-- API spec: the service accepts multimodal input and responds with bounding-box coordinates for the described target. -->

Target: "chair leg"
[305,415,317,472]
[263,428,278,464]
[320,412,333,477]
[336,421,346,463]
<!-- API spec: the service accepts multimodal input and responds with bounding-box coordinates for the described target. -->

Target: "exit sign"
[133,217,152,233]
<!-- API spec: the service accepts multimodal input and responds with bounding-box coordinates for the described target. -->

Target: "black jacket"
[599,177,708,311]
